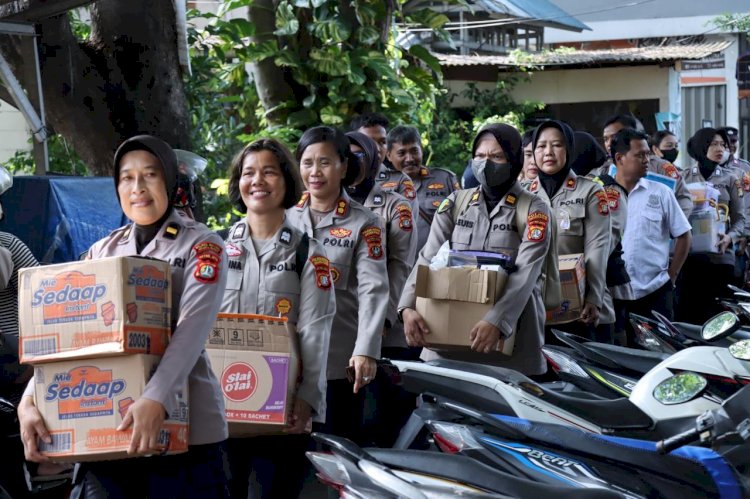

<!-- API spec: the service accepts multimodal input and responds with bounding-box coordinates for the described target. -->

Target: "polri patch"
[362,226,384,259]
[396,204,413,232]
[663,163,680,179]
[594,191,609,215]
[310,255,332,290]
[330,227,352,238]
[526,211,549,242]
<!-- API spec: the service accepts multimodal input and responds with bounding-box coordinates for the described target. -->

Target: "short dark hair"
[296,126,360,187]
[521,129,534,148]
[650,130,677,149]
[610,128,649,161]
[603,114,637,130]
[350,112,389,132]
[228,138,302,213]
[386,125,422,151]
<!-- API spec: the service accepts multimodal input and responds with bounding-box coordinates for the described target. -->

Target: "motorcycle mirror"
[701,312,741,341]
[729,339,750,360]
[653,372,707,405]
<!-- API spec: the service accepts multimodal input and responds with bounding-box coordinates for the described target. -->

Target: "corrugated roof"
[435,40,732,67]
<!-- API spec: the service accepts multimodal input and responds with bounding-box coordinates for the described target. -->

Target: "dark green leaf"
[302,94,316,108]
[408,45,442,75]
[356,26,380,45]
[228,18,255,38]
[274,1,300,36]
[287,108,318,127]
[244,40,279,61]
[310,19,351,43]
[407,9,450,30]
[348,65,367,85]
[310,48,351,76]
[274,49,300,68]
[402,65,435,93]
[363,51,396,79]
[320,105,344,126]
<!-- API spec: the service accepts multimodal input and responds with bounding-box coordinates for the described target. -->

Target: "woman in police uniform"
[220,138,335,498]
[527,120,615,343]
[677,128,745,323]
[18,135,230,498]
[399,123,551,375]
[285,126,389,443]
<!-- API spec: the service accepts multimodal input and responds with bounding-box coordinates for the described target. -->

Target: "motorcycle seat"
[486,414,738,499]
[672,322,703,340]
[584,343,667,374]
[366,448,624,499]
[427,360,653,430]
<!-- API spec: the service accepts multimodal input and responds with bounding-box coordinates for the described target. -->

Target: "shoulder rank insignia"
[437,198,453,214]
[378,170,387,180]
[279,227,293,245]
[419,167,429,177]
[295,192,310,209]
[505,193,517,206]
[530,180,539,192]
[335,199,348,216]
[231,222,246,240]
[565,177,577,189]
[372,194,384,206]
[163,222,180,240]
[470,190,481,205]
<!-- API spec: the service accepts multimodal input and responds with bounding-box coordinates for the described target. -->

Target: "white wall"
[0,101,31,164]
[446,65,671,109]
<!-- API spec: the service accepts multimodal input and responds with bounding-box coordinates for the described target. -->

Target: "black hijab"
[345,131,380,203]
[533,120,575,198]
[688,127,730,180]
[113,135,179,252]
[471,123,522,208]
[570,131,608,177]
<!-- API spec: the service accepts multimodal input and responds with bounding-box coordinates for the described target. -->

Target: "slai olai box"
[34,354,189,462]
[19,256,172,363]
[206,313,300,437]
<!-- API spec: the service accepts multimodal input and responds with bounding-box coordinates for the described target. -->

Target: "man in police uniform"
[350,113,419,211]
[719,127,750,282]
[601,115,692,219]
[386,125,460,250]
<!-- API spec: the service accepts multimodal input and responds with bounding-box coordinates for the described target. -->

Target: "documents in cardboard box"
[206,314,299,437]
[414,265,514,355]
[546,254,586,325]
[34,354,188,462]
[19,256,172,363]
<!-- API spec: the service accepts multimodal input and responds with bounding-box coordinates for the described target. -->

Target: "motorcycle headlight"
[653,372,707,405]
[729,339,750,360]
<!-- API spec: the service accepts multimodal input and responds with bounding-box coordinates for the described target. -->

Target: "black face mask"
[660,149,678,164]
[470,159,512,188]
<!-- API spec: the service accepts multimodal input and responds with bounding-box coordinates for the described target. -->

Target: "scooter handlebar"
[656,427,701,454]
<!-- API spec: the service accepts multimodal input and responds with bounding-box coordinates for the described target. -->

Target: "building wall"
[0,101,31,164]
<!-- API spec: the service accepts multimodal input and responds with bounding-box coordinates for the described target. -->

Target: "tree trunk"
[247,0,294,126]
[0,0,190,176]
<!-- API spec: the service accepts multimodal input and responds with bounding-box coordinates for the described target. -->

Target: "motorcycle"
[390,311,750,447]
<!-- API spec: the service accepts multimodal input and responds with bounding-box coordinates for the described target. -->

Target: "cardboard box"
[206,314,300,437]
[19,256,172,363]
[546,254,586,325]
[34,354,189,462]
[414,265,514,355]
[689,210,723,254]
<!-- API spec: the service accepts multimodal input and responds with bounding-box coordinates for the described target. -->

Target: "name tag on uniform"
[559,209,571,230]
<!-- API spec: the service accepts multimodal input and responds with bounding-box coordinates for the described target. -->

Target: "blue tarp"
[0,176,128,263]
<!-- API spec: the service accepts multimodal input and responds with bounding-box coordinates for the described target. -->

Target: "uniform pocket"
[641,209,663,238]
[265,272,301,321]
[225,267,243,290]
[559,204,585,237]
[451,226,473,250]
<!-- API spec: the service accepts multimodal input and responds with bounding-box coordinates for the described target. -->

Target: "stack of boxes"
[18,256,188,462]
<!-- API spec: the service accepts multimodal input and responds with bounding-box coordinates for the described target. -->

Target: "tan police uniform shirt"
[399,183,551,375]
[219,219,335,420]
[527,171,615,325]
[376,164,418,214]
[593,176,634,301]
[286,190,390,380]
[410,166,460,251]
[682,164,746,266]
[90,209,228,445]
[362,185,418,349]
[726,157,750,236]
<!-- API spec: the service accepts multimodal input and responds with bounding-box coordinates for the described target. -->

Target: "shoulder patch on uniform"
[402,179,416,199]
[295,192,310,208]
[743,172,750,192]
[396,204,413,232]
[594,190,609,215]
[119,224,133,244]
[565,177,577,189]
[309,255,332,290]
[505,194,517,206]
[193,241,223,258]
[526,211,549,242]
[470,190,481,205]
[419,167,429,177]
[604,186,621,211]
[437,198,453,214]
[362,226,384,259]
[163,222,181,240]
[231,222,246,240]
[453,180,461,190]
[736,178,744,198]
[663,163,680,179]
[279,227,293,245]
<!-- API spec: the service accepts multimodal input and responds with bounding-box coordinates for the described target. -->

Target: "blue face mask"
[471,159,512,187]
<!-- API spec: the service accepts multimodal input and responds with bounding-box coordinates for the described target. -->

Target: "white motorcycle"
[388,311,750,447]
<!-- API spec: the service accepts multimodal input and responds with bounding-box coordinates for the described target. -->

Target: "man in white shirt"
[616,128,692,320]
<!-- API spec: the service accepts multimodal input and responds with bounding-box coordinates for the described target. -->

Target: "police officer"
[528,121,615,343]
[718,127,750,282]
[399,123,552,375]
[386,125,460,251]
[678,128,746,323]
[349,113,419,212]
[220,138,335,498]
[602,115,692,219]
[286,126,389,444]
[19,135,230,497]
